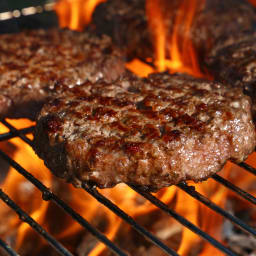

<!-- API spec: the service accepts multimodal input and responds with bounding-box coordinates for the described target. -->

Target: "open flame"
[54,0,106,31]
[145,0,206,77]
[55,0,208,78]
[1,120,255,255]
[0,0,255,255]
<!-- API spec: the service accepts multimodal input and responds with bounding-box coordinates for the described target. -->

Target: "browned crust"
[33,73,256,191]
[0,28,126,120]
[91,0,151,60]
[206,38,256,119]
[189,0,256,61]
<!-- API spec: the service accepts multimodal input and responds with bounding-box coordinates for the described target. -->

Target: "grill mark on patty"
[34,72,256,191]
[0,28,126,120]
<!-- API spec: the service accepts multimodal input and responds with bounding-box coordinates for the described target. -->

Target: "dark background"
[0,0,58,33]
[0,0,48,11]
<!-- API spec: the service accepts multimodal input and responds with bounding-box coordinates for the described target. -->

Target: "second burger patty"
[0,28,125,120]
[206,37,256,120]
[33,72,256,191]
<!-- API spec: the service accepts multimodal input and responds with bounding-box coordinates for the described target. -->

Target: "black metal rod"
[236,162,256,176]
[0,126,34,142]
[177,183,256,237]
[0,238,19,256]
[1,119,33,146]
[212,174,256,205]
[129,185,238,256]
[82,183,179,256]
[0,119,255,255]
[0,150,127,256]
[0,188,73,256]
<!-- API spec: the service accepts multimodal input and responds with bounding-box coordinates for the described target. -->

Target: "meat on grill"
[91,0,151,60]
[191,0,256,62]
[91,0,256,63]
[0,29,126,120]
[33,72,256,191]
[206,38,256,120]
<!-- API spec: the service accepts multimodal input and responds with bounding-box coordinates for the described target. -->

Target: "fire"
[55,0,105,31]
[0,119,255,255]
[146,0,206,77]
[55,0,208,78]
[0,120,179,255]
[0,0,255,255]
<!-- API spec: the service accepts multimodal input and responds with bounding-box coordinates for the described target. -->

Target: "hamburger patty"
[0,29,125,120]
[206,38,256,119]
[190,0,256,61]
[33,73,256,190]
[91,0,150,59]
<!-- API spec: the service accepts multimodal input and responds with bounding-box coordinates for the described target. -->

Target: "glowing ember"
[125,59,154,77]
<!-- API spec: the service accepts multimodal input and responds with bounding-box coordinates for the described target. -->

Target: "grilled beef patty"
[33,73,256,190]
[0,29,125,120]
[191,0,256,62]
[206,38,256,119]
[91,0,151,60]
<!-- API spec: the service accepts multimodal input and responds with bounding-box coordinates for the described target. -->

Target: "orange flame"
[54,0,209,78]
[55,0,106,31]
[146,0,206,78]
[0,0,255,255]
[0,120,255,255]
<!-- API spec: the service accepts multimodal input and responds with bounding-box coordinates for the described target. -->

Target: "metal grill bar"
[0,1,55,21]
[177,183,256,236]
[212,174,256,205]
[1,120,33,146]
[0,238,19,256]
[237,162,256,176]
[0,5,254,255]
[0,119,255,255]
[0,150,127,256]
[129,184,237,256]
[0,126,34,142]
[82,183,179,256]
[0,189,73,256]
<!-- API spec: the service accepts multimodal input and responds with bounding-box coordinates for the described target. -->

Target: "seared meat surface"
[33,73,256,190]
[207,38,256,119]
[191,0,256,62]
[0,29,125,120]
[91,0,151,59]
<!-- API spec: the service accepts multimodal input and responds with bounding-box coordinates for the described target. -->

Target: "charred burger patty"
[33,73,256,190]
[206,38,256,120]
[0,28,125,120]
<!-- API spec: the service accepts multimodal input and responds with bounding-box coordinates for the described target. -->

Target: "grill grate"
[0,189,73,256]
[212,174,256,205]
[0,132,127,256]
[0,4,256,255]
[0,238,18,256]
[0,119,255,256]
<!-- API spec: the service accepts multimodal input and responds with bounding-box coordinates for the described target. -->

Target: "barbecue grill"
[0,2,255,256]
